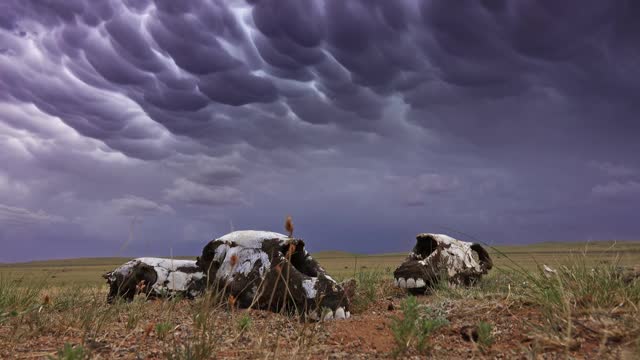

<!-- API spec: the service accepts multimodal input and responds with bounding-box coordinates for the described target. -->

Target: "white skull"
[198,230,351,320]
[103,257,205,302]
[393,233,493,292]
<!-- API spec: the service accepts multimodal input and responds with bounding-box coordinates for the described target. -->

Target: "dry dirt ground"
[331,295,637,359]
[1,280,638,359]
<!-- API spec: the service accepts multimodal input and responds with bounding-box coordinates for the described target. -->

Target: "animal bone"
[393,233,493,293]
[542,264,557,278]
[103,258,205,303]
[197,230,351,320]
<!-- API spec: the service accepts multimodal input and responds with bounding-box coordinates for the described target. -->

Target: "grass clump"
[527,257,639,315]
[155,321,174,340]
[0,275,47,324]
[510,252,640,353]
[48,343,88,360]
[237,313,251,332]
[165,342,205,360]
[476,321,494,352]
[390,295,448,357]
[350,269,386,312]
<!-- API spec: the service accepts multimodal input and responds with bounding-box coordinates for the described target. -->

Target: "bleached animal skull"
[197,230,351,320]
[393,233,493,293]
[103,258,205,303]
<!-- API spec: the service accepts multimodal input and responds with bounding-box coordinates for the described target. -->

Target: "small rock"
[568,340,581,351]
[460,325,478,342]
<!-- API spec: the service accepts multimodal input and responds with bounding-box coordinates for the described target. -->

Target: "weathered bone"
[197,230,351,320]
[103,258,205,303]
[393,233,493,292]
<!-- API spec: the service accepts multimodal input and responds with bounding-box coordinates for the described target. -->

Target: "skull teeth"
[308,307,350,321]
[307,311,319,321]
[395,277,427,289]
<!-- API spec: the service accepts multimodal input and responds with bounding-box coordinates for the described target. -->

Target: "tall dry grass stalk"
[285,215,294,238]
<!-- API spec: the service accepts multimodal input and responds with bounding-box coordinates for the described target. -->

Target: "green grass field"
[1,240,639,286]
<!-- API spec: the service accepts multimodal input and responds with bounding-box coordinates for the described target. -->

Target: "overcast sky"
[1,0,639,262]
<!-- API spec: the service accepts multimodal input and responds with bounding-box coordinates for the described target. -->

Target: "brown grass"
[1,241,639,359]
[285,216,294,238]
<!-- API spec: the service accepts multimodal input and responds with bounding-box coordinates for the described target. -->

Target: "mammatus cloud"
[0,204,66,227]
[590,161,638,177]
[0,0,639,261]
[111,195,174,217]
[386,173,461,207]
[592,181,640,198]
[0,172,30,199]
[190,164,244,186]
[164,178,247,207]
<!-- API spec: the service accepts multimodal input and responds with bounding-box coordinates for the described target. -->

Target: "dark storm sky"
[1,0,639,262]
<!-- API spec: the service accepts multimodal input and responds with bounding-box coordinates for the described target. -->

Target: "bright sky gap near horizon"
[0,0,639,262]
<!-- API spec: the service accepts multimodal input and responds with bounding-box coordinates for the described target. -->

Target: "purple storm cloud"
[1,0,639,261]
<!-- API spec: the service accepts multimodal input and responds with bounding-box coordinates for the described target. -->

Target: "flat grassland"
[1,241,639,359]
[2,241,638,285]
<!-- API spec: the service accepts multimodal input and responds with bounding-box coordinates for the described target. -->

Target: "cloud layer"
[1,0,639,261]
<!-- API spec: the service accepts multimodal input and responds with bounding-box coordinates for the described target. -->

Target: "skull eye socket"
[279,242,318,277]
[470,248,480,263]
[414,235,438,258]
[470,243,493,270]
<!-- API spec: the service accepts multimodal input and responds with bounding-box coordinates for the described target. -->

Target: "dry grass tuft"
[135,280,146,295]
[286,243,296,259]
[285,215,294,238]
